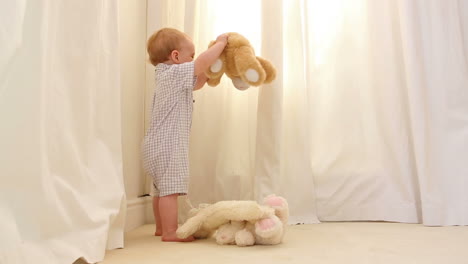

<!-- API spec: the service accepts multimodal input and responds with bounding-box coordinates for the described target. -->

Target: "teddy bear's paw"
[216,233,235,245]
[240,66,265,86]
[264,195,286,208]
[245,68,260,83]
[215,224,237,245]
[256,56,276,84]
[207,77,222,87]
[258,218,276,230]
[264,195,289,224]
[255,217,283,238]
[235,229,255,247]
[210,59,223,73]
[231,77,250,90]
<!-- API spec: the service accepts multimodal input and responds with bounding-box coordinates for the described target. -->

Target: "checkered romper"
[142,62,196,197]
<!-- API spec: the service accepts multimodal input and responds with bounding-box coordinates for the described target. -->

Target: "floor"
[99,222,468,264]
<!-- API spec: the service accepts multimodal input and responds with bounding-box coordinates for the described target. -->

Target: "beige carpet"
[98,222,468,264]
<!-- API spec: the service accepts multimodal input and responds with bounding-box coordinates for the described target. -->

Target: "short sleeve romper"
[142,62,196,197]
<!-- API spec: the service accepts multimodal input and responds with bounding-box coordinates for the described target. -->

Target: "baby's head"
[147,28,195,66]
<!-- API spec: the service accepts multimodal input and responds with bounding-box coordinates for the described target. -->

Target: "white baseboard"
[125,196,192,231]
[125,196,152,232]
[145,200,155,224]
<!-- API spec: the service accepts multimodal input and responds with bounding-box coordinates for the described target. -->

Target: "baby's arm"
[193,73,208,90]
[194,34,228,76]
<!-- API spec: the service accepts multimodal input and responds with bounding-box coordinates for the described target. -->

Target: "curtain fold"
[308,0,468,225]
[0,1,125,263]
[395,0,468,225]
[256,0,320,224]
[147,0,468,226]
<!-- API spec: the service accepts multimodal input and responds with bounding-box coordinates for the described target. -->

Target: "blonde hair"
[147,28,189,66]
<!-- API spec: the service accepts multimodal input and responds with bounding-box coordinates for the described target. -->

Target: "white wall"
[119,0,150,231]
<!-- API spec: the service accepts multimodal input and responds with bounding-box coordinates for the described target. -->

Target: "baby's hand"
[215,33,229,45]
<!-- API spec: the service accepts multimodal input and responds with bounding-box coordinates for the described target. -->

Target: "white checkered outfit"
[142,62,196,197]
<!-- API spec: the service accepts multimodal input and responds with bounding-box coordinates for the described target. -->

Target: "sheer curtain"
[306,0,468,226]
[147,0,468,226]
[0,1,125,263]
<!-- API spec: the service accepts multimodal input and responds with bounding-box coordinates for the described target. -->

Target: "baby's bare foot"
[154,230,162,236]
[162,233,195,242]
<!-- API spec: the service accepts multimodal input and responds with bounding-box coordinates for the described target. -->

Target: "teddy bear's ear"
[256,56,276,84]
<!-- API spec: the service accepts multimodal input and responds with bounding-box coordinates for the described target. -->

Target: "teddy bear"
[205,32,277,90]
[176,194,289,247]
[214,195,289,246]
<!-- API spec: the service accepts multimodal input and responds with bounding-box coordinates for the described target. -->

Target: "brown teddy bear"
[205,32,276,90]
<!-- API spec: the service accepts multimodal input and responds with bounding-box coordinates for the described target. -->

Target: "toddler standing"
[143,28,228,242]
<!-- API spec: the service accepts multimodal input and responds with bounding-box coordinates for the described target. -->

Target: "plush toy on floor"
[205,32,277,90]
[176,194,289,246]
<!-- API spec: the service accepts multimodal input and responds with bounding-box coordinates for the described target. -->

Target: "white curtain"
[0,1,125,264]
[305,0,468,226]
[147,0,468,226]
